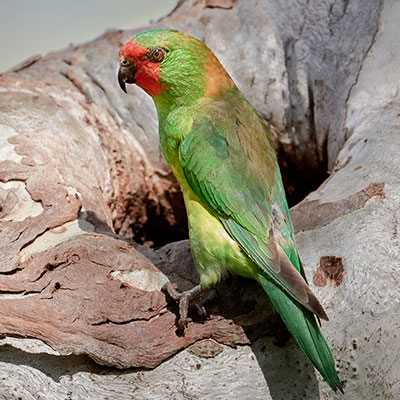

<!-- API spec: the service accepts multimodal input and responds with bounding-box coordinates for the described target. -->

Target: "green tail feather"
[258,275,343,392]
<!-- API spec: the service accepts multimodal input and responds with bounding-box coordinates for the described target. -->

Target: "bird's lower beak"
[118,60,137,93]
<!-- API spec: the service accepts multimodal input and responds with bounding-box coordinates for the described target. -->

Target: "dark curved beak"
[118,58,137,93]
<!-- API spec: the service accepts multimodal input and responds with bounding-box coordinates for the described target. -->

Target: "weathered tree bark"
[0,0,398,399]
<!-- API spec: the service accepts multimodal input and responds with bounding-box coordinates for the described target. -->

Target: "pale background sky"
[0,0,177,72]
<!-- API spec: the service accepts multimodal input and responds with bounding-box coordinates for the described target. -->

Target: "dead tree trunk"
[0,0,398,399]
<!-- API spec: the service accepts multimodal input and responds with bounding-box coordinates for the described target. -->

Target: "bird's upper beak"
[118,57,137,93]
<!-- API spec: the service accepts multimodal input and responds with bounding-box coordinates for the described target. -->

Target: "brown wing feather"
[276,245,328,320]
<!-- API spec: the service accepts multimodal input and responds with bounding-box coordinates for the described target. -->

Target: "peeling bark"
[291,182,386,232]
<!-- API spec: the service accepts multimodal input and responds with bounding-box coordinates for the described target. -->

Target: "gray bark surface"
[0,0,398,399]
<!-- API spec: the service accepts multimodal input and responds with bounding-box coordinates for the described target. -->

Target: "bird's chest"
[184,191,255,288]
[159,107,193,162]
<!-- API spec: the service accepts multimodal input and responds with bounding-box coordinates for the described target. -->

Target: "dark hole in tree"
[278,150,329,208]
[134,188,188,248]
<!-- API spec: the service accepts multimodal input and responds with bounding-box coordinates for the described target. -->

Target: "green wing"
[178,94,342,391]
[179,95,327,320]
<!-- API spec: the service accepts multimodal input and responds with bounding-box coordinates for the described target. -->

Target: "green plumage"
[175,91,342,391]
[121,29,342,392]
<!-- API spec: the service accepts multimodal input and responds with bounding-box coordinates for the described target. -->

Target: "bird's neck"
[153,50,235,118]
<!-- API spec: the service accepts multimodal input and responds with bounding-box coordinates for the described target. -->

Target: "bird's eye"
[148,47,166,63]
[120,58,131,67]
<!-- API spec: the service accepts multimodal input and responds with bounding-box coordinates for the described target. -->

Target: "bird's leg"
[162,282,206,331]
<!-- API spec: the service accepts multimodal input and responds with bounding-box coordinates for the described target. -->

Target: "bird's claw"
[193,303,207,318]
[177,317,188,332]
[162,281,206,331]
[161,282,181,301]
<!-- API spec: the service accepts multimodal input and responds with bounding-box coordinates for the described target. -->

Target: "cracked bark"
[0,0,398,399]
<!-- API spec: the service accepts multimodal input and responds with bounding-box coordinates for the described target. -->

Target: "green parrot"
[118,29,342,392]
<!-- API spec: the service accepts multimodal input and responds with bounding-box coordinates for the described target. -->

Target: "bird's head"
[118,29,234,105]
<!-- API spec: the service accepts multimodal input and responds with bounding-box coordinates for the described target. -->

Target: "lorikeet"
[118,29,342,392]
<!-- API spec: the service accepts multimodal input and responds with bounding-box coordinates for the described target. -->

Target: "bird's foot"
[162,282,207,331]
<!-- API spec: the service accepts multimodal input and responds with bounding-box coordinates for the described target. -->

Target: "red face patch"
[119,40,164,96]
